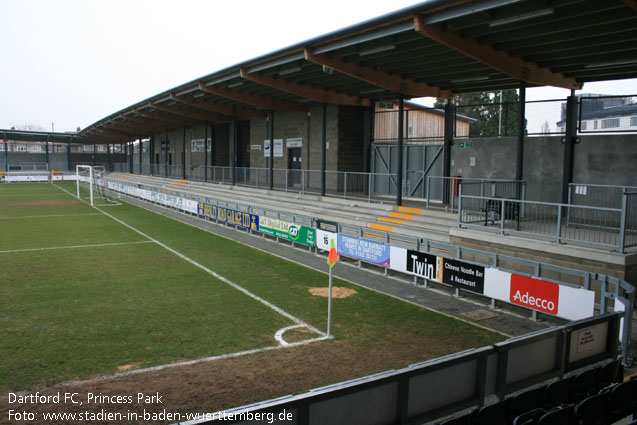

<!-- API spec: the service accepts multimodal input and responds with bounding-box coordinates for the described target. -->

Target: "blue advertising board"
[338,234,390,268]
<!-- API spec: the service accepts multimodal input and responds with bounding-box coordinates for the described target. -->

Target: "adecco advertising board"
[390,247,594,320]
[484,268,595,321]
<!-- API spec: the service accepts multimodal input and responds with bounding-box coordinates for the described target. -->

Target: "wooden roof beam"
[103,121,151,135]
[169,93,266,119]
[414,16,582,90]
[148,102,227,123]
[240,68,370,107]
[198,83,308,112]
[134,108,199,127]
[304,48,453,99]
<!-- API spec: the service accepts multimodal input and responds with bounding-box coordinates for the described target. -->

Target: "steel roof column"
[204,123,208,182]
[5,140,9,171]
[443,100,455,206]
[93,144,96,166]
[107,144,111,171]
[139,138,143,175]
[396,98,404,207]
[363,107,372,173]
[321,104,326,196]
[561,89,578,205]
[232,118,237,186]
[182,126,186,180]
[129,142,134,173]
[164,130,168,177]
[67,141,71,171]
[45,138,50,171]
[515,82,526,190]
[269,111,274,191]
[149,135,154,176]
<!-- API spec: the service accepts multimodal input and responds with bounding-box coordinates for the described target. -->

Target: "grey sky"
[1,0,635,133]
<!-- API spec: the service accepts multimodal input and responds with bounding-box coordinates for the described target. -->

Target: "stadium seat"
[606,379,637,420]
[543,378,572,409]
[573,393,608,425]
[512,407,546,425]
[570,367,599,401]
[537,405,575,425]
[598,358,623,388]
[472,400,508,425]
[509,386,545,418]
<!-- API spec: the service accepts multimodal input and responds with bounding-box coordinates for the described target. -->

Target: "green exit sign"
[378,103,394,109]
[459,141,473,148]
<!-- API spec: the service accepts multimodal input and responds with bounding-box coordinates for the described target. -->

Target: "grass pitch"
[0,182,503,392]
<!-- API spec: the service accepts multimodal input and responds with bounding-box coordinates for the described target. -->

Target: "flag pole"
[326,237,338,338]
[327,265,333,337]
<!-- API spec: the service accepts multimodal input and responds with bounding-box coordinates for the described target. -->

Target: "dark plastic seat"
[598,358,623,388]
[472,400,507,425]
[509,386,544,418]
[543,378,571,408]
[573,393,608,425]
[512,407,546,425]
[571,368,599,402]
[537,405,574,425]
[607,379,637,420]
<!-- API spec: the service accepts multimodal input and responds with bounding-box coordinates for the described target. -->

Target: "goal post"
[75,165,120,207]
[76,165,94,206]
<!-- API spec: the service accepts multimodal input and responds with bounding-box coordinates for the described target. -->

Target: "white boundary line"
[57,334,327,388]
[0,213,101,220]
[53,183,327,338]
[0,241,152,254]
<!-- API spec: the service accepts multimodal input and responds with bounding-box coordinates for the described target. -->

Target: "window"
[631,116,637,127]
[580,121,587,130]
[594,121,598,129]
[601,118,620,129]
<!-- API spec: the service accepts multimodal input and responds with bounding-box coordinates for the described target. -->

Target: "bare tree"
[13,123,47,132]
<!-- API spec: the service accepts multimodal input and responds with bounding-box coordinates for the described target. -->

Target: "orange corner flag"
[327,238,338,268]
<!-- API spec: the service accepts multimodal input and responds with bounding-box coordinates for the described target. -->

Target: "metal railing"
[189,166,397,202]
[10,162,49,171]
[568,183,637,209]
[459,191,635,252]
[426,177,526,212]
[622,191,637,250]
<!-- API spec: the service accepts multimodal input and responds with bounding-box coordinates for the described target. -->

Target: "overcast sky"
[1,0,636,133]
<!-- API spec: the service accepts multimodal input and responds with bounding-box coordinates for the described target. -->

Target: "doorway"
[288,147,302,187]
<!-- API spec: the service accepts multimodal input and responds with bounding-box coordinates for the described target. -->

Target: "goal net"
[76,165,120,206]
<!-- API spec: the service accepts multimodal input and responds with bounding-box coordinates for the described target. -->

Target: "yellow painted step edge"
[363,230,385,238]
[379,217,404,225]
[388,211,414,220]
[398,206,424,215]
[369,222,394,233]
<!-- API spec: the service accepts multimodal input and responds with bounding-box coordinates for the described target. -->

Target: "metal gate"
[371,143,444,199]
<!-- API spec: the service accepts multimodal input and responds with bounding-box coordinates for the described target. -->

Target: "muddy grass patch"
[308,287,357,298]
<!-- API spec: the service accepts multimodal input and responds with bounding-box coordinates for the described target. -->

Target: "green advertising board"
[259,217,315,247]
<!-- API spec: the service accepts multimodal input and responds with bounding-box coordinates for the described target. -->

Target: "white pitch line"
[0,241,153,254]
[56,334,329,388]
[52,182,327,338]
[274,324,308,346]
[0,213,101,220]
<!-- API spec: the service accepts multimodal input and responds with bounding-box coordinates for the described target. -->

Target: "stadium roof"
[49,0,637,143]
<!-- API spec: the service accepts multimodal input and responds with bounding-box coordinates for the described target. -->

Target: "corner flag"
[327,238,338,268]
